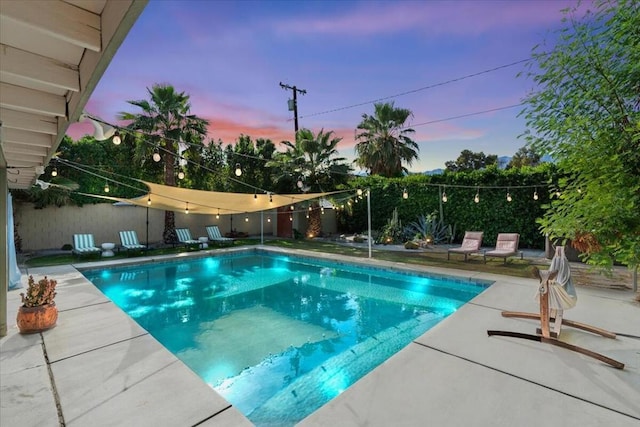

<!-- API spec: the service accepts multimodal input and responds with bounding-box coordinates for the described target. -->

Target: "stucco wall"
[14,202,337,251]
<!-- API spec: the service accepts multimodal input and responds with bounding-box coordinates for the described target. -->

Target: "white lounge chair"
[175,228,200,249]
[447,231,483,261]
[206,225,233,245]
[72,234,101,256]
[119,230,146,253]
[483,233,523,264]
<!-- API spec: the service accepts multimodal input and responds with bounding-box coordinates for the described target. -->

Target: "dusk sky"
[68,0,583,172]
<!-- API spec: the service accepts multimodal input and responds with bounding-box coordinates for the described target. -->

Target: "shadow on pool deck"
[2,245,639,426]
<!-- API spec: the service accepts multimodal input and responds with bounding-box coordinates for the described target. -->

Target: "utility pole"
[279,82,306,134]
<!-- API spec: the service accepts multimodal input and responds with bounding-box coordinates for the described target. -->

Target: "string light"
[289,214,293,222]
[442,191,448,203]
[216,209,220,219]
[269,193,273,203]
[152,149,161,162]
[506,190,512,202]
[297,176,304,189]
[177,171,185,180]
[290,204,295,210]
[112,131,121,145]
[402,188,408,199]
[234,163,242,177]
[533,190,539,200]
[245,215,249,222]
[51,167,58,177]
[267,215,271,223]
[104,181,110,193]
[254,191,257,200]
[147,195,151,206]
[321,207,325,214]
[474,189,480,203]
[185,202,189,214]
[357,188,363,196]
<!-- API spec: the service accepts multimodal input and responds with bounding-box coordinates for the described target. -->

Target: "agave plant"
[404,212,454,245]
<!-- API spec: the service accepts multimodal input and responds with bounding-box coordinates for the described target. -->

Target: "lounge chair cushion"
[72,234,101,255]
[206,225,233,242]
[175,228,199,244]
[119,230,146,250]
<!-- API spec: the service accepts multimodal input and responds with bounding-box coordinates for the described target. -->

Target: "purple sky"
[68,0,582,172]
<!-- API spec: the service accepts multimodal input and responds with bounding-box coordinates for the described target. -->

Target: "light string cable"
[54,155,357,214]
[84,114,273,195]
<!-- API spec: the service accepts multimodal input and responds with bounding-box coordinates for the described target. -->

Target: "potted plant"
[17,275,58,334]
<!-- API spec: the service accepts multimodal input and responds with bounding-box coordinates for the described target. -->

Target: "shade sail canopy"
[98,181,338,215]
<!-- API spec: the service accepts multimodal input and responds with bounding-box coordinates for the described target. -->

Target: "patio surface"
[1,246,639,426]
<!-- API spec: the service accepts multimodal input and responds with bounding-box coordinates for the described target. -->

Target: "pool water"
[82,251,491,426]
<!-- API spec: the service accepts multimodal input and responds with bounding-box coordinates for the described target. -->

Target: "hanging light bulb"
[51,167,58,177]
[147,196,151,206]
[533,190,539,201]
[306,213,309,219]
[269,193,273,203]
[254,192,257,200]
[290,204,295,211]
[216,209,220,219]
[289,214,293,222]
[104,182,110,193]
[297,176,304,189]
[267,215,271,223]
[185,202,189,214]
[235,163,242,177]
[506,191,512,202]
[474,190,480,203]
[177,171,185,180]
[321,207,325,214]
[357,188,363,196]
[245,215,249,222]
[112,131,121,145]
[308,206,312,211]
[152,149,161,162]
[402,188,408,199]
[442,191,448,203]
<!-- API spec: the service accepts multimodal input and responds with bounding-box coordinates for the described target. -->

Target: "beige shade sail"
[83,180,340,215]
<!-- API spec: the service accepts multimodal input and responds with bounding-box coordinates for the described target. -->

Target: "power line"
[298,57,533,120]
[407,104,523,129]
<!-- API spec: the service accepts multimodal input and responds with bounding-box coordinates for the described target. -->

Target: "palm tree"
[354,102,419,177]
[268,128,352,237]
[119,84,209,243]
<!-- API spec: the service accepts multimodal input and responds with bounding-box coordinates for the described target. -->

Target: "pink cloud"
[276,0,581,38]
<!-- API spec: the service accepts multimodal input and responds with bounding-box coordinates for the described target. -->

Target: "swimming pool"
[82,250,492,426]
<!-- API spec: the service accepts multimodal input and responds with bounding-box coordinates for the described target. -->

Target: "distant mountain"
[423,168,444,175]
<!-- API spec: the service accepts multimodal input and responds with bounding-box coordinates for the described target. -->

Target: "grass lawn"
[23,238,545,279]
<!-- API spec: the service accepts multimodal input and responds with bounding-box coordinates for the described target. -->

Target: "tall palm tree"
[354,102,419,177]
[268,128,352,237]
[119,84,209,243]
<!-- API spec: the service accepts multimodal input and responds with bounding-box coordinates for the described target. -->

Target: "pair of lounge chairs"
[448,232,522,264]
[73,231,147,257]
[175,226,233,248]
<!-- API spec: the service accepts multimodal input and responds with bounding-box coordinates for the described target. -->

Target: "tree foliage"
[445,149,498,172]
[507,146,542,169]
[354,102,419,177]
[267,128,352,237]
[118,84,209,243]
[521,0,640,271]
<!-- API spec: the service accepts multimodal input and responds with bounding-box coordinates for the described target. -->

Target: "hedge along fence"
[339,164,558,249]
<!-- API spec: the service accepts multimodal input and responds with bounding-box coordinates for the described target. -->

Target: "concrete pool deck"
[1,246,639,426]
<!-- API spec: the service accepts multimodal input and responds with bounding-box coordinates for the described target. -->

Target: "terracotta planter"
[17,303,58,334]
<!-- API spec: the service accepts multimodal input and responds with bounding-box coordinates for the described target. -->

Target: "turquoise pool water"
[82,251,492,426]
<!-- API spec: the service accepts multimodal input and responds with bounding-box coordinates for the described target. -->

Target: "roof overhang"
[0,0,148,189]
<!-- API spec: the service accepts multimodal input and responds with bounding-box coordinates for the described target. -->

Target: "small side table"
[101,242,115,257]
[198,237,208,249]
